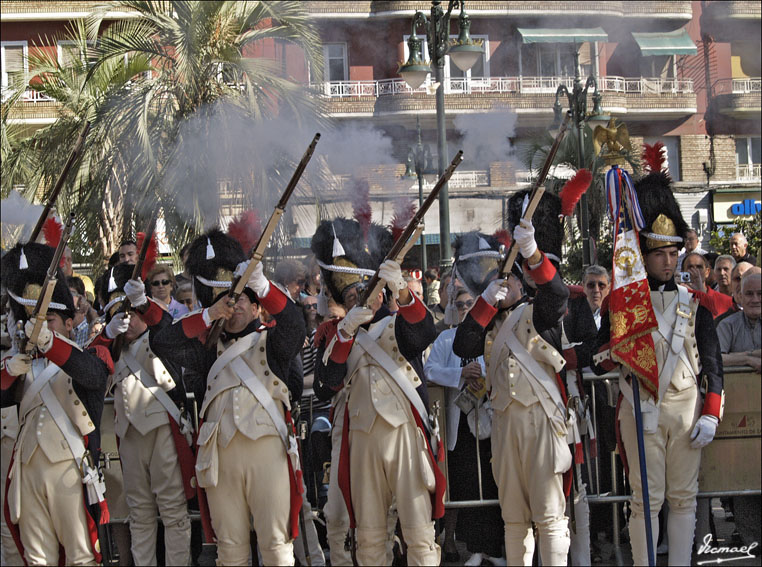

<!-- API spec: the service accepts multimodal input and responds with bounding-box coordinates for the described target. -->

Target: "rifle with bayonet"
[497,111,571,280]
[206,132,321,348]
[111,214,159,361]
[20,213,76,353]
[29,122,91,244]
[359,150,464,308]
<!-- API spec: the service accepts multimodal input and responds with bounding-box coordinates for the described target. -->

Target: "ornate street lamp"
[552,47,606,268]
[404,117,434,300]
[398,0,483,270]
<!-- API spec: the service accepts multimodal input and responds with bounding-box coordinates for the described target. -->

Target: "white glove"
[105,312,130,340]
[124,278,147,307]
[235,260,269,297]
[5,353,32,377]
[378,260,406,299]
[690,415,718,449]
[481,279,508,306]
[24,320,54,353]
[337,305,374,338]
[514,219,538,259]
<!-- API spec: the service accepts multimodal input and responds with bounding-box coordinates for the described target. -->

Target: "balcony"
[736,163,761,181]
[712,78,762,118]
[2,87,60,124]
[310,76,697,123]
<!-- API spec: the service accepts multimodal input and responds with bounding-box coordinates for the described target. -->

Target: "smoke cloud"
[454,107,520,169]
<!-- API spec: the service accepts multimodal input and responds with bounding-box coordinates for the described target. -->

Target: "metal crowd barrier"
[428,366,761,565]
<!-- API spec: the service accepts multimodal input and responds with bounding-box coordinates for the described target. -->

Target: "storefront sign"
[712,192,761,223]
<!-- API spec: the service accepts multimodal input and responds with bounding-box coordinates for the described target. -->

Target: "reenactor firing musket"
[20,213,75,353]
[497,111,571,280]
[111,213,159,361]
[29,121,91,243]
[206,132,320,347]
[358,150,464,308]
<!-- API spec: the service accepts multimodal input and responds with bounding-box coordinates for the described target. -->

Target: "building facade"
[2,1,760,265]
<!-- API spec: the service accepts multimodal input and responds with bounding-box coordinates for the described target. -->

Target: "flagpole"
[631,376,655,567]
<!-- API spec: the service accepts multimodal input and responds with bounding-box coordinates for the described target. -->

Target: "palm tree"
[86,0,326,254]
[1,18,153,268]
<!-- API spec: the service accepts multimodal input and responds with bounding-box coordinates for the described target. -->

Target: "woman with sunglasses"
[146,265,189,320]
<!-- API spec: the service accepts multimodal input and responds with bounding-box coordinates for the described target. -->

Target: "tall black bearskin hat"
[634,171,689,253]
[186,228,246,308]
[1,242,75,324]
[98,263,135,321]
[311,218,393,305]
[507,190,563,266]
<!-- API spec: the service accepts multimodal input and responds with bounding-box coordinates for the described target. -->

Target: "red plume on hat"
[492,229,512,250]
[642,142,668,176]
[135,231,158,280]
[389,198,416,241]
[351,178,372,242]
[228,210,262,255]
[42,217,65,267]
[559,169,593,217]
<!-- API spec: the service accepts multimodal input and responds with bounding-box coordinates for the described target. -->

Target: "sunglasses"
[455,300,474,309]
[585,282,608,289]
[304,303,318,310]
[151,279,171,287]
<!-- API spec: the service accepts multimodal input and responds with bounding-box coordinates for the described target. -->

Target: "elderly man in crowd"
[716,268,761,372]
[729,233,756,266]
[678,229,706,268]
[713,255,737,296]
[716,262,755,324]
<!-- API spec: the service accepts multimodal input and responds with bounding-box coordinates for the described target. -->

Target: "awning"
[518,27,608,44]
[632,29,697,56]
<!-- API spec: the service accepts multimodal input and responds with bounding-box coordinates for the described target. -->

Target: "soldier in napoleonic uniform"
[311,218,443,566]
[1,242,113,566]
[593,171,724,566]
[150,229,306,566]
[452,214,572,566]
[90,263,194,565]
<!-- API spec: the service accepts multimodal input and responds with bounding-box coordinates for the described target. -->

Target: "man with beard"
[311,217,442,565]
[593,170,724,566]
[151,229,306,566]
[1,242,113,565]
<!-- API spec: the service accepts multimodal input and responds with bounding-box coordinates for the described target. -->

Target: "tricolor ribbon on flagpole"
[605,166,660,399]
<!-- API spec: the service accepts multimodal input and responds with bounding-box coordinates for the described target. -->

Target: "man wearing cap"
[151,229,306,566]
[311,218,441,566]
[453,218,572,566]
[594,171,724,566]
[1,242,113,566]
[90,263,193,566]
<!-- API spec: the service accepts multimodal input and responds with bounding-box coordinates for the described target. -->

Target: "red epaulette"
[567,284,585,300]
[315,319,340,348]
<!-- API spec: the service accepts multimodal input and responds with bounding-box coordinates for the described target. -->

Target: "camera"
[678,272,691,283]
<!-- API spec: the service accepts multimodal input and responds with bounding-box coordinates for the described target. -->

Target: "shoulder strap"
[354,330,430,433]
[18,360,60,419]
[121,350,183,425]
[207,331,261,383]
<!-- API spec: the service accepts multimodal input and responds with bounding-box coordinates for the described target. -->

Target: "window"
[1,41,27,88]
[323,43,347,82]
[735,137,761,180]
[643,136,681,181]
[57,40,96,68]
[521,42,592,77]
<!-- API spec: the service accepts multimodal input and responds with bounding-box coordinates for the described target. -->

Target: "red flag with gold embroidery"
[605,166,659,398]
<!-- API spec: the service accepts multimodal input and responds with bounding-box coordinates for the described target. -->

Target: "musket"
[22,213,76,353]
[111,213,159,361]
[29,121,91,243]
[359,150,464,307]
[497,111,571,280]
[206,132,321,348]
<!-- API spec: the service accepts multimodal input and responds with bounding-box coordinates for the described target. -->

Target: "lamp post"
[398,0,483,270]
[553,46,605,268]
[404,117,434,300]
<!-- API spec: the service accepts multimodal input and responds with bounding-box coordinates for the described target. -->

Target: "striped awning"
[632,29,697,56]
[518,27,608,44]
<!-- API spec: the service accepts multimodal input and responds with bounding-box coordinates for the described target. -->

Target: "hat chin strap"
[8,290,67,312]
